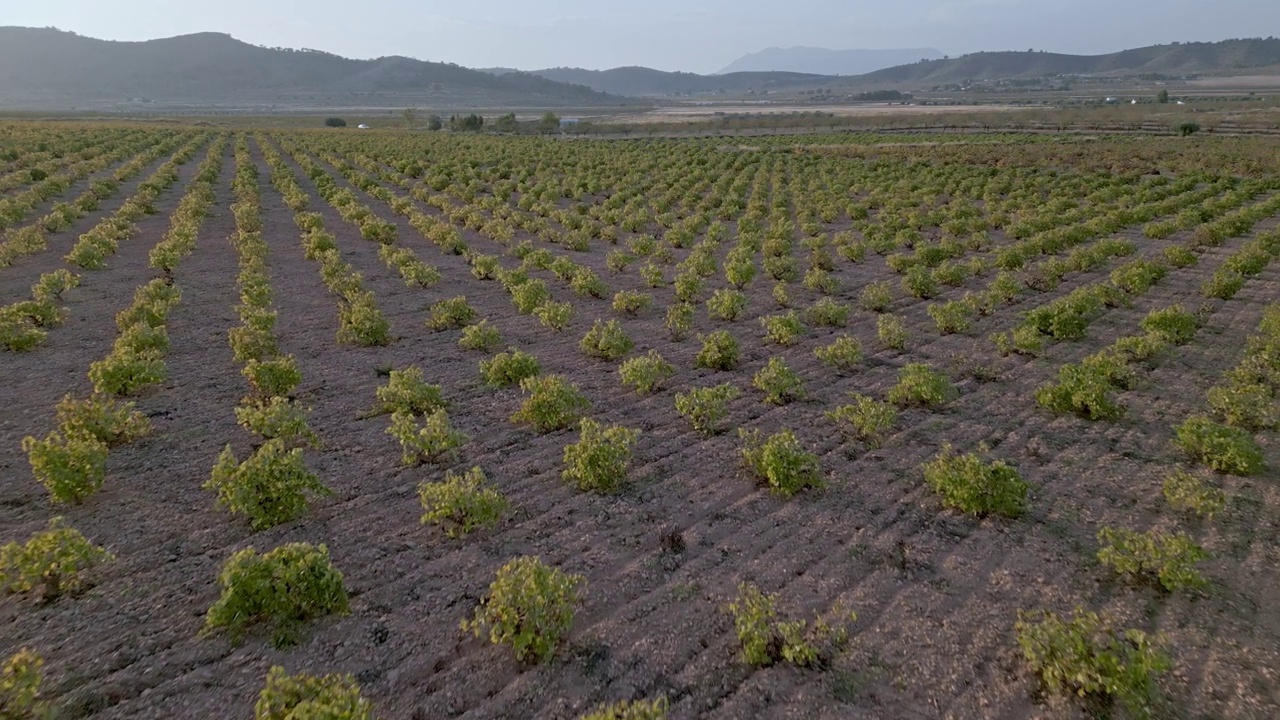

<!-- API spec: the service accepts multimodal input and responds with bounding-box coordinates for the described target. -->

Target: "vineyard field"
[1,123,1278,720]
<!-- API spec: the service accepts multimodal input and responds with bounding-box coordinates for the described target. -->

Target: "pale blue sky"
[7,0,1278,73]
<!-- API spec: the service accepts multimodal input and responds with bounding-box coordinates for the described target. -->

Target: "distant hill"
[0,27,625,109]
[528,66,829,97]
[717,46,944,75]
[858,38,1280,84]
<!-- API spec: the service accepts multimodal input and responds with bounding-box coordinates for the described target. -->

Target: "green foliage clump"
[372,367,446,416]
[859,280,893,312]
[1,648,50,720]
[562,418,640,493]
[813,335,863,374]
[877,314,907,350]
[618,350,675,394]
[665,302,694,340]
[921,445,1027,517]
[510,278,551,314]
[512,375,590,432]
[336,291,390,347]
[387,409,468,465]
[727,583,850,668]
[1035,354,1134,421]
[480,349,541,388]
[205,440,331,530]
[235,396,318,446]
[805,297,849,327]
[204,543,349,647]
[695,330,740,371]
[243,356,302,398]
[87,345,166,396]
[463,556,586,664]
[674,384,741,435]
[1016,608,1170,719]
[902,266,938,299]
[759,311,804,346]
[458,320,502,352]
[0,517,113,602]
[1096,527,1208,592]
[535,300,574,332]
[254,666,373,720]
[54,393,150,447]
[419,466,509,538]
[739,429,823,497]
[22,431,108,503]
[887,363,956,408]
[577,697,668,720]
[752,357,805,405]
[1162,468,1227,519]
[927,300,973,334]
[611,290,652,316]
[826,394,897,448]
[707,289,747,321]
[1140,305,1198,345]
[426,296,477,331]
[1174,415,1265,476]
[580,319,634,361]
[1206,380,1277,430]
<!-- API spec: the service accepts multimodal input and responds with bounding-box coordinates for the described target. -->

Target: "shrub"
[54,393,149,446]
[0,648,49,719]
[726,582,848,668]
[706,289,746,322]
[695,330,740,371]
[1162,468,1227,519]
[580,319,635,361]
[1110,259,1167,295]
[618,350,675,394]
[243,356,302,398]
[1207,381,1277,430]
[674,384,741,435]
[921,445,1027,517]
[1140,305,1198,345]
[577,697,668,720]
[229,324,278,364]
[877,314,907,350]
[665,303,694,340]
[0,517,113,601]
[1096,527,1208,592]
[902,266,938,299]
[235,396,319,446]
[811,335,863,374]
[752,357,805,405]
[530,300,571,332]
[419,466,509,538]
[639,262,665,288]
[254,666,373,720]
[739,429,823,497]
[480,349,541,388]
[1174,415,1264,476]
[336,292,390,347]
[612,290,652,316]
[805,297,849,328]
[1015,608,1170,718]
[463,556,586,664]
[459,320,502,352]
[760,312,804,346]
[87,346,166,396]
[387,409,468,465]
[888,363,956,408]
[372,367,446,416]
[512,375,590,432]
[562,418,640,493]
[426,296,477,331]
[22,431,108,503]
[511,279,551,314]
[204,543,349,647]
[205,440,331,529]
[826,394,897,447]
[927,300,973,334]
[859,281,893,312]
[1,310,46,351]
[1035,359,1129,421]
[324,117,347,127]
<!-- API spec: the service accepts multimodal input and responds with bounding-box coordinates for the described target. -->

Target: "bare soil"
[1,136,1278,720]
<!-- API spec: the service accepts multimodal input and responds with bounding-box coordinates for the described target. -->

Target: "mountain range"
[716,47,945,75]
[1,27,1278,110]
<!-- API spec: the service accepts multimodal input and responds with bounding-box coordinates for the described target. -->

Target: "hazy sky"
[8,0,1278,73]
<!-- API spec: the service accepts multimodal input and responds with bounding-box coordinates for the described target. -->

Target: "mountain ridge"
[716,46,946,75]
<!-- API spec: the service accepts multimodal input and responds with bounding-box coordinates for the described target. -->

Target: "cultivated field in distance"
[1,124,1277,719]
